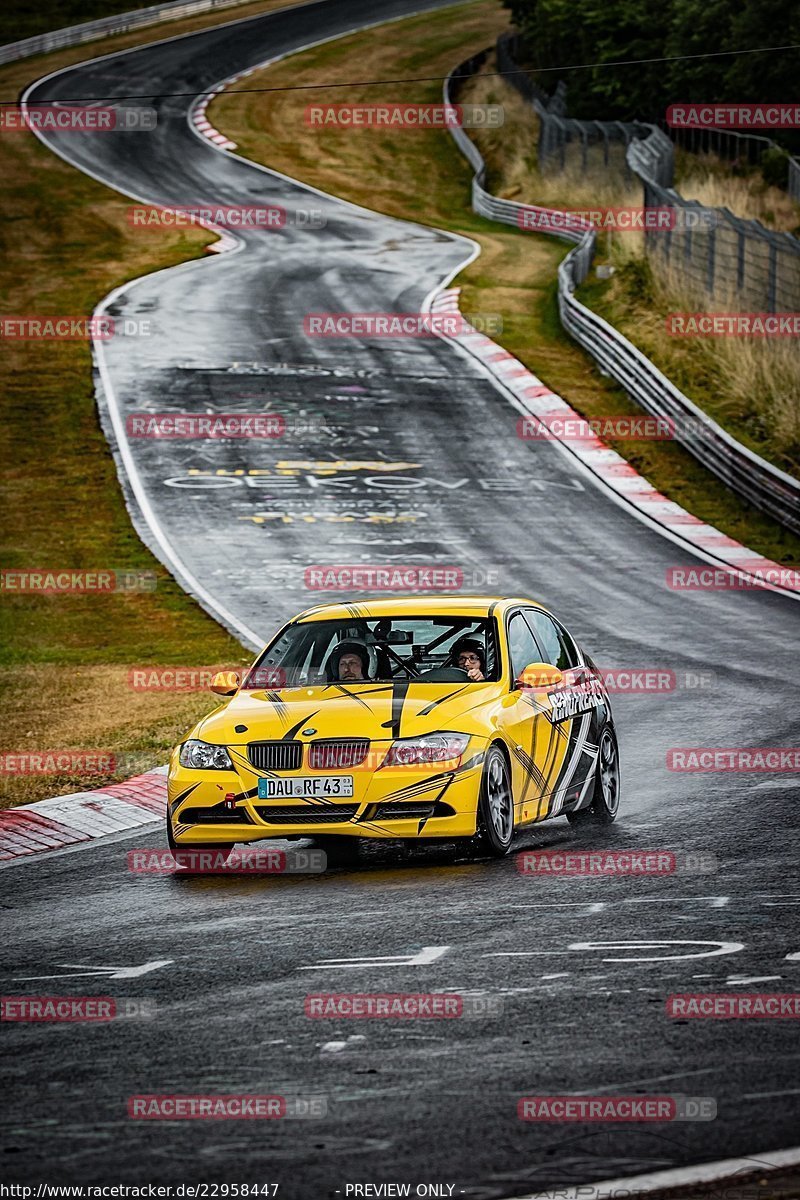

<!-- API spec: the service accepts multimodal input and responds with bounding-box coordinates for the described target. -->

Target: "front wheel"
[473,745,515,857]
[567,725,620,826]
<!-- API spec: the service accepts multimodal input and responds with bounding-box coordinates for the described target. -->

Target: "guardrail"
[0,0,255,66]
[444,51,800,537]
[496,34,800,311]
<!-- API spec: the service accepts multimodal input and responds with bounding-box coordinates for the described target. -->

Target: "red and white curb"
[190,59,272,158]
[0,767,167,862]
[191,85,238,152]
[431,288,799,597]
[187,76,259,254]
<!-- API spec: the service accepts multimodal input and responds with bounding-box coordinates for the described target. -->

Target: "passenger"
[452,637,486,681]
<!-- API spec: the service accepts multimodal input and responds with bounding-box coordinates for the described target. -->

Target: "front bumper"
[168,743,487,843]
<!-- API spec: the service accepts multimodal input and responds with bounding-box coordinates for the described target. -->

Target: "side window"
[507,613,543,681]
[526,609,577,670]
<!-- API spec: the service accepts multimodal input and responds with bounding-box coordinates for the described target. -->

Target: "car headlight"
[384,732,470,768]
[179,739,234,771]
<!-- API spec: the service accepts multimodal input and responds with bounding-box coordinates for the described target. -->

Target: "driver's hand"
[466,666,484,681]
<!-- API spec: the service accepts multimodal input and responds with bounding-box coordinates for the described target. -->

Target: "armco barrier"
[0,0,257,65]
[496,32,800,314]
[444,52,800,538]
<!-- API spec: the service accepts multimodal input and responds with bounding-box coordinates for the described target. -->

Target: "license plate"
[258,775,354,799]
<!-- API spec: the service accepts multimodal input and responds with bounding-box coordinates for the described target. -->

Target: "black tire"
[567,725,620,826]
[473,744,515,857]
[166,810,235,870]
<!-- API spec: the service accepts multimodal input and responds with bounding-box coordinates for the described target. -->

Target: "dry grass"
[0,664,248,804]
[463,69,643,214]
[589,260,800,473]
[676,151,800,235]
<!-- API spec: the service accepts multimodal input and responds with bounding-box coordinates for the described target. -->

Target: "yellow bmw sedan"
[167,596,620,860]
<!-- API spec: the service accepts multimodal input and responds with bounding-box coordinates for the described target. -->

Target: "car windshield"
[245,616,500,687]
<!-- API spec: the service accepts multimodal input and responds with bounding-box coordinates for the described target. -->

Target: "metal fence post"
[706,227,716,295]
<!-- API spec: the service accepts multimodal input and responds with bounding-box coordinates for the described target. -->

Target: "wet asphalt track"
[5,0,800,1191]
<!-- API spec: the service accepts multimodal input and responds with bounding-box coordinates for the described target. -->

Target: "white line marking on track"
[572,1067,716,1095]
[513,1145,800,1200]
[570,939,746,962]
[725,975,783,984]
[300,946,449,970]
[742,1089,800,1100]
[486,940,746,962]
[14,959,173,980]
[623,895,730,906]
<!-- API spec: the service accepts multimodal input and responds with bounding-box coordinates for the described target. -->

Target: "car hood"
[196,680,505,745]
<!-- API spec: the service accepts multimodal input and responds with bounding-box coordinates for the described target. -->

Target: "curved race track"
[4,0,799,1193]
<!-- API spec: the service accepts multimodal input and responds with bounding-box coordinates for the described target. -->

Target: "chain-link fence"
[444,53,800,538]
[629,144,800,311]
[496,33,672,186]
[661,122,800,205]
[496,32,800,312]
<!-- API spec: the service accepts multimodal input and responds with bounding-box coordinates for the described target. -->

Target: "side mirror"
[514,662,563,691]
[210,670,240,696]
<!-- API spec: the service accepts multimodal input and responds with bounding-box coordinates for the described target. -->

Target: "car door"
[524,607,606,816]
[495,610,569,825]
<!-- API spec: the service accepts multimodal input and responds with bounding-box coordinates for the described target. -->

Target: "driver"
[452,637,486,682]
[330,639,371,682]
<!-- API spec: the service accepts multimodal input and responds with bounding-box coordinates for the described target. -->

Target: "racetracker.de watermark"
[667,994,800,1018]
[1,996,156,1021]
[517,415,675,441]
[0,569,156,593]
[127,665,286,691]
[2,105,157,132]
[128,1094,326,1119]
[666,566,800,592]
[518,1095,716,1121]
[125,204,327,230]
[517,206,716,232]
[0,316,151,339]
[126,414,285,439]
[305,993,502,1019]
[128,204,284,229]
[666,103,800,129]
[1,751,124,776]
[667,312,800,336]
[516,850,718,876]
[304,312,502,337]
[129,848,327,874]
[587,667,715,692]
[666,748,800,772]
[304,103,503,129]
[303,565,499,591]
